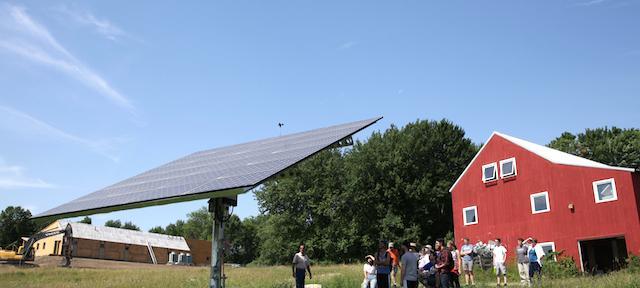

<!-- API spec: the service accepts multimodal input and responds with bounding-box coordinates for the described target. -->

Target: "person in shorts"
[388,242,400,287]
[492,238,508,287]
[459,238,475,286]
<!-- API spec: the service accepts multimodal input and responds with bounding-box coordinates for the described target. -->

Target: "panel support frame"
[208,196,237,288]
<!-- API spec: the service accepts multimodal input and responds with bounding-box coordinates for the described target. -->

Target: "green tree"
[548,127,640,169]
[225,214,263,264]
[79,216,92,224]
[182,207,213,240]
[121,221,140,231]
[165,220,185,236]
[0,206,36,248]
[255,119,478,264]
[104,219,122,228]
[149,226,166,234]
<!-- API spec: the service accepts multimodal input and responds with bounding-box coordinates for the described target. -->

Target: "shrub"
[543,251,579,279]
[627,254,640,272]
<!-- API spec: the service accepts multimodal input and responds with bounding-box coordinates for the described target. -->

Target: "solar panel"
[33,117,382,220]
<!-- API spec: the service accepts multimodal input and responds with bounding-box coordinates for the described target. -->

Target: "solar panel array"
[34,117,381,219]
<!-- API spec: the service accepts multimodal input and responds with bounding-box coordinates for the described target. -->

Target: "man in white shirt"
[400,243,419,288]
[492,238,508,287]
[292,243,312,288]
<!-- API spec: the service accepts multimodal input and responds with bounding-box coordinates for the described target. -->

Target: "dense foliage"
[548,127,640,169]
[0,206,36,248]
[255,119,478,264]
[104,219,140,231]
[79,216,92,224]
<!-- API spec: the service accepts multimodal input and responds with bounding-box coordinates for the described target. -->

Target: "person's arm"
[457,250,462,271]
[307,263,312,279]
[292,255,297,278]
[400,257,406,283]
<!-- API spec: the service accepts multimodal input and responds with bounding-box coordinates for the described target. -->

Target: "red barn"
[450,132,640,273]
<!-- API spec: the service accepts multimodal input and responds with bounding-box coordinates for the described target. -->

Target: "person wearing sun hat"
[362,255,378,288]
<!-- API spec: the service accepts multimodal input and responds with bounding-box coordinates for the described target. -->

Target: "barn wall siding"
[452,135,640,269]
[72,238,188,264]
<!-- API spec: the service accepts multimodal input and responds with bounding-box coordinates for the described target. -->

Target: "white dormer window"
[499,157,517,178]
[463,206,478,225]
[482,163,498,183]
[593,178,618,203]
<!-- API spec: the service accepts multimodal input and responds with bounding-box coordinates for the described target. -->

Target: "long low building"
[33,220,191,264]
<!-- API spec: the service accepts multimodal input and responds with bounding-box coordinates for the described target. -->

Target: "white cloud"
[0,105,126,162]
[0,159,54,190]
[0,4,137,115]
[56,5,131,42]
[575,0,608,6]
[339,41,358,50]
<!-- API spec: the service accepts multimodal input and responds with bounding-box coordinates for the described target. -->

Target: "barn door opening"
[579,236,627,274]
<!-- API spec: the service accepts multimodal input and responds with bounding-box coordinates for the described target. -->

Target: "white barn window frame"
[499,157,517,179]
[482,163,498,183]
[463,206,478,226]
[530,191,551,214]
[538,241,557,261]
[592,178,618,203]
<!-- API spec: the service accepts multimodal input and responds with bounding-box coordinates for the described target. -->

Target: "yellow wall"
[33,221,64,257]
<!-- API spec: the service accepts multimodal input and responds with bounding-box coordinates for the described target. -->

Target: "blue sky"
[1,0,638,231]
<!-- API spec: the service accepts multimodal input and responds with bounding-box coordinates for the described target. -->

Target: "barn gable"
[450,132,635,192]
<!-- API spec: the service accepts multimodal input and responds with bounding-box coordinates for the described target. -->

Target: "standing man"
[525,238,545,288]
[388,242,400,287]
[292,243,312,288]
[435,238,453,288]
[516,238,531,286]
[376,240,392,288]
[459,238,475,286]
[400,243,419,288]
[492,238,508,287]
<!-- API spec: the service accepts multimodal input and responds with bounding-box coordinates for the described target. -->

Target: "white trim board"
[463,205,478,226]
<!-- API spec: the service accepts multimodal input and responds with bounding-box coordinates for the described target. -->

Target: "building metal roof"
[450,131,636,192]
[58,222,190,251]
[34,117,382,219]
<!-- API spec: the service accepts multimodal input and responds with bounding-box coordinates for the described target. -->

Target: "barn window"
[499,157,517,178]
[530,192,550,214]
[538,242,556,261]
[36,243,39,250]
[482,163,498,182]
[463,206,478,225]
[593,178,618,203]
[42,243,46,250]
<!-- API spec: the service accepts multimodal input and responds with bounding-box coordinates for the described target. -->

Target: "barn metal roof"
[59,222,190,251]
[450,131,636,192]
[34,117,382,219]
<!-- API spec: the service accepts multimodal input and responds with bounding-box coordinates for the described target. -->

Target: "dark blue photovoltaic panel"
[34,117,381,219]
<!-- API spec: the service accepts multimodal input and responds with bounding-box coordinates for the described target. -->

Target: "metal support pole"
[209,198,225,288]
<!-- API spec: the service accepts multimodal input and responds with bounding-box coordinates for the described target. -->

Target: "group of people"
[360,237,547,288]
[290,236,547,288]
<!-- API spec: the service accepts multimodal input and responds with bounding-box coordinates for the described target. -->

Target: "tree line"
[1,120,639,265]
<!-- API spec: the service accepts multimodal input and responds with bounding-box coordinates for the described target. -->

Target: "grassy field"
[2,263,640,288]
